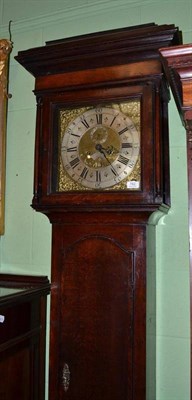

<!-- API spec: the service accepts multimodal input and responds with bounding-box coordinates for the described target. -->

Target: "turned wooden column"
[0,39,12,234]
[159,44,192,398]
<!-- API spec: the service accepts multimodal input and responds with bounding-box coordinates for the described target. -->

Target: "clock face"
[57,102,141,191]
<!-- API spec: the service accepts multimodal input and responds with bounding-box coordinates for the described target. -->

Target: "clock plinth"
[15,23,182,400]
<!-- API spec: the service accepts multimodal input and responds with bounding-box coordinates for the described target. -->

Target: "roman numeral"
[110,115,118,127]
[122,143,132,148]
[111,166,118,176]
[118,127,129,135]
[70,157,80,169]
[118,155,129,165]
[80,117,89,129]
[67,146,77,152]
[80,167,89,179]
[96,113,102,125]
[96,170,101,182]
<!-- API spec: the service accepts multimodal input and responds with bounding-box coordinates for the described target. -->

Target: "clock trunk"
[49,214,147,400]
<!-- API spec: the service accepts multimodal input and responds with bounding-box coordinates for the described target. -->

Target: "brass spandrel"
[58,106,91,191]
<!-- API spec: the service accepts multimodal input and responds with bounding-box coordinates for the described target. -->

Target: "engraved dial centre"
[79,125,120,169]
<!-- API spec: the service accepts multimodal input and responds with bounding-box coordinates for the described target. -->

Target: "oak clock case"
[15,23,182,400]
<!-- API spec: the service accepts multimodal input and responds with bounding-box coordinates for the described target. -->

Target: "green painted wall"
[0,1,191,399]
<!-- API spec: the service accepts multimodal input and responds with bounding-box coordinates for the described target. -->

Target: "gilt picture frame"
[0,39,12,234]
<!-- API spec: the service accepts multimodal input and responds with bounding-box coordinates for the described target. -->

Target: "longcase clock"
[159,43,192,400]
[15,23,182,400]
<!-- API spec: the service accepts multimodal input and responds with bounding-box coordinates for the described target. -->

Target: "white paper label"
[127,180,140,189]
[0,315,5,323]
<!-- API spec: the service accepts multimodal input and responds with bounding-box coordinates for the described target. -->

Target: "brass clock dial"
[58,102,140,191]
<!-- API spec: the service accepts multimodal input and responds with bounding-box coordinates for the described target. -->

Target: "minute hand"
[95,143,119,177]
[95,143,111,165]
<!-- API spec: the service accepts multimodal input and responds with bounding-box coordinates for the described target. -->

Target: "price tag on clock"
[127,180,140,189]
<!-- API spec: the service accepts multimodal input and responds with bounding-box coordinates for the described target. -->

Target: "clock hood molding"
[15,23,182,77]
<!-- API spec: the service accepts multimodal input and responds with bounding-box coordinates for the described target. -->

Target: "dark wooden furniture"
[15,23,182,400]
[159,44,192,399]
[0,274,50,400]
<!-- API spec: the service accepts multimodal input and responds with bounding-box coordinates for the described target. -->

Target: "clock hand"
[95,143,111,165]
[95,143,118,157]
[95,143,119,178]
[95,143,104,152]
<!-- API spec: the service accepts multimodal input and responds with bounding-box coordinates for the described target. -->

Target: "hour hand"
[95,143,105,154]
[95,143,109,159]
[95,143,111,165]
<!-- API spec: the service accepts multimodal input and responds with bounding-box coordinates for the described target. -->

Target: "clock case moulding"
[15,23,182,216]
